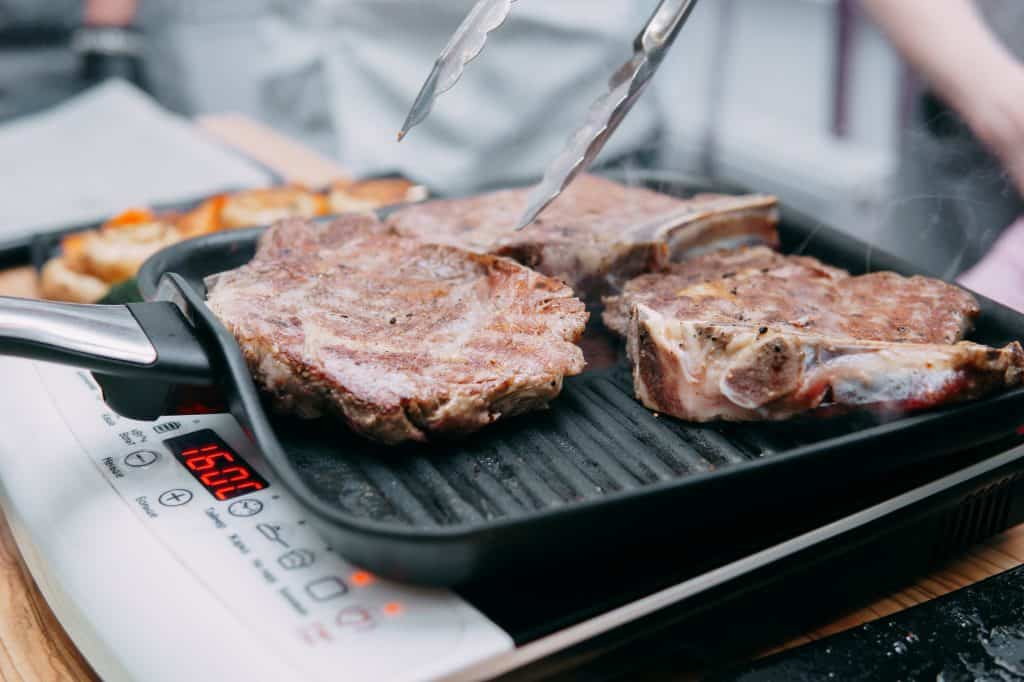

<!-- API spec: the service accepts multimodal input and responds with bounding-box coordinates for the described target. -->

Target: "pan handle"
[0,296,214,385]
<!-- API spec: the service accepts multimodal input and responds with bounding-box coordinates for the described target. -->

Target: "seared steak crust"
[385,174,778,300]
[602,246,847,335]
[205,215,588,444]
[606,249,978,343]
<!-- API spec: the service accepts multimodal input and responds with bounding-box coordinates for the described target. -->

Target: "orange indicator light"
[383,602,402,616]
[351,571,374,587]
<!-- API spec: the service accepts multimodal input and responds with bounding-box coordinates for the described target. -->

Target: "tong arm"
[637,0,700,56]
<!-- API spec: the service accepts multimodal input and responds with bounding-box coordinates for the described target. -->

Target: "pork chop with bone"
[619,251,1024,421]
[386,174,779,301]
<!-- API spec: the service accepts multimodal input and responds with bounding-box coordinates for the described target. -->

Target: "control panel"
[36,364,511,682]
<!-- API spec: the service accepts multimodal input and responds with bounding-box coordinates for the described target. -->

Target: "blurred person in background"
[133,0,659,195]
[0,0,82,121]
[4,1,659,195]
[0,0,141,121]
[10,0,1024,309]
[863,0,1024,309]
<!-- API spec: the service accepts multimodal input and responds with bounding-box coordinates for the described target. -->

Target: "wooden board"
[195,114,352,188]
[0,505,96,682]
[0,114,1021,680]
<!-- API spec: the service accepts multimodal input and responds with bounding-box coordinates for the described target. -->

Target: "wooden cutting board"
[0,113,1021,680]
[0,505,96,681]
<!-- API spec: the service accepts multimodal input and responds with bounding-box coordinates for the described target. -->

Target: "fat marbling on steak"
[622,255,1024,421]
[385,174,779,300]
[205,215,588,444]
[601,246,848,335]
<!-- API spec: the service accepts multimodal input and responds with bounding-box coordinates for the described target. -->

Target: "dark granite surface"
[716,565,1024,681]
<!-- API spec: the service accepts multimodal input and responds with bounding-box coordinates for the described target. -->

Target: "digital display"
[163,430,269,501]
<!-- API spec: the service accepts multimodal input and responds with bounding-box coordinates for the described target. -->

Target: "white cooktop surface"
[0,357,513,682]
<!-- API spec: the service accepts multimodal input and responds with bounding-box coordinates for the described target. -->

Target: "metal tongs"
[399,0,700,229]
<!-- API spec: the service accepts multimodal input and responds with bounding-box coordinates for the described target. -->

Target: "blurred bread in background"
[329,178,427,214]
[219,186,327,229]
[38,178,427,303]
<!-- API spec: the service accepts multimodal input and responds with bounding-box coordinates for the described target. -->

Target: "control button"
[256,523,289,548]
[228,498,263,517]
[158,489,193,507]
[278,549,315,570]
[336,606,375,632]
[124,450,159,468]
[305,577,348,602]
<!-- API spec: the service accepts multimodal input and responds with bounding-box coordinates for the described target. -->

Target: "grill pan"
[3,175,1024,586]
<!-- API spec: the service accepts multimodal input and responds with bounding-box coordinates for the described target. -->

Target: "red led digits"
[184,449,235,472]
[163,430,269,501]
[214,481,265,500]
[200,466,250,487]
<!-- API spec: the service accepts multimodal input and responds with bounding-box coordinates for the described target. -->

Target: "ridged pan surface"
[277,365,797,525]
[138,176,1024,585]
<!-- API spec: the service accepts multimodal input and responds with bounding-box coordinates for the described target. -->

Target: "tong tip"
[515,197,547,231]
[397,61,444,144]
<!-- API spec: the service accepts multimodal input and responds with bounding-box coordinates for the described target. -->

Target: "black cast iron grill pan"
[3,179,1024,586]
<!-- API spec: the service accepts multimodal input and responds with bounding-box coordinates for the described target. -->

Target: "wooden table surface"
[2,114,1023,680]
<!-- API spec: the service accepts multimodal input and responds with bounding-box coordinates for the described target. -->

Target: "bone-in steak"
[205,215,588,444]
[602,246,848,335]
[621,255,1022,421]
[385,174,779,301]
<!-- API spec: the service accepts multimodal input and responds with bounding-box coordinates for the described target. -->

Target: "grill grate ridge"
[357,459,444,526]
[525,423,630,497]
[435,449,525,519]
[561,390,676,483]
[674,425,750,467]
[277,366,920,528]
[466,444,546,512]
[321,458,405,524]
[487,440,568,510]
[585,379,716,475]
[406,458,486,524]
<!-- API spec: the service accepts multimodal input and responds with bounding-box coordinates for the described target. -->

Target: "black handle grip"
[0,296,218,420]
[97,303,223,421]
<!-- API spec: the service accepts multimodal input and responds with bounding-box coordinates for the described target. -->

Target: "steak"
[618,256,978,345]
[385,174,779,301]
[602,246,848,335]
[631,310,1024,421]
[621,255,1023,421]
[205,215,588,444]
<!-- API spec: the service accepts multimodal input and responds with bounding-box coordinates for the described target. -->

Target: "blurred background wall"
[653,0,903,238]
[0,0,905,238]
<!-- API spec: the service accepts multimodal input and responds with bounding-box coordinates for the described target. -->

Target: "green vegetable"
[99,279,143,305]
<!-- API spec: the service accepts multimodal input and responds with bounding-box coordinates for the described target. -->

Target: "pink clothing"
[958,216,1024,312]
